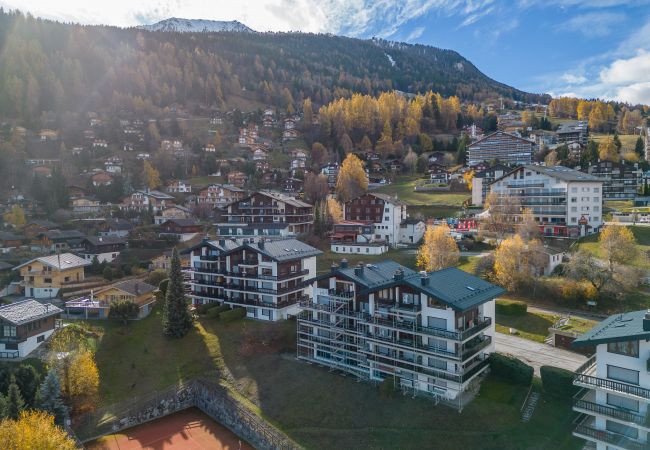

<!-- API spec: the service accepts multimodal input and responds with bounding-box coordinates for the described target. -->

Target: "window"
[594,187,599,193]
[594,206,600,212]
[607,340,639,357]
[44,278,52,283]
[571,217,577,223]
[571,197,577,203]
[607,365,639,385]
[571,187,578,193]
[3,326,16,337]
[427,317,447,329]
[428,357,447,370]
[385,216,389,221]
[607,393,639,412]
[37,335,44,343]
[606,420,638,439]
[593,197,599,202]
[571,207,577,212]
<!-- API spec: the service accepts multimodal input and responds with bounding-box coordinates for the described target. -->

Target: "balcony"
[224,294,307,309]
[573,415,650,450]
[574,356,650,400]
[574,390,648,427]
[363,315,492,342]
[189,267,309,281]
[224,282,307,295]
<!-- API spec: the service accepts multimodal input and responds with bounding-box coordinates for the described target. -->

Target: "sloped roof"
[186,238,322,262]
[15,253,91,271]
[40,230,86,241]
[82,236,127,246]
[468,130,534,147]
[365,192,407,206]
[96,279,156,297]
[0,300,62,325]
[326,261,504,312]
[573,310,648,347]
[493,165,601,185]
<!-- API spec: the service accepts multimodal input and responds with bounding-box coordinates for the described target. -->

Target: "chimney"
[644,310,650,331]
[393,269,404,281]
[340,259,348,269]
[354,262,364,277]
[258,238,265,249]
[218,239,225,246]
[202,235,210,242]
[420,270,429,286]
[135,282,140,295]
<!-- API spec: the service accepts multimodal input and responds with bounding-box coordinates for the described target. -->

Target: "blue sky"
[3,0,650,104]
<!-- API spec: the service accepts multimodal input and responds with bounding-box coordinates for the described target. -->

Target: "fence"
[73,378,300,450]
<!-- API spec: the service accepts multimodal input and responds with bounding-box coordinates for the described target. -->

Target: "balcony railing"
[189,266,309,281]
[224,295,307,309]
[224,282,307,295]
[364,315,492,342]
[574,356,650,400]
[573,416,650,450]
[574,395,647,426]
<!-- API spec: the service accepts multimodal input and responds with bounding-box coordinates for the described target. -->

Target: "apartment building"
[343,193,406,246]
[471,163,510,206]
[489,165,603,237]
[584,161,642,200]
[186,237,321,321]
[120,189,175,213]
[15,253,91,298]
[196,184,246,209]
[297,260,503,409]
[557,120,589,146]
[216,191,314,239]
[467,130,534,166]
[572,310,650,450]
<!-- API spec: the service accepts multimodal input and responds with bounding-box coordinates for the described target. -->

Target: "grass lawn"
[90,311,581,450]
[592,133,640,151]
[457,255,480,273]
[576,225,650,269]
[496,309,558,343]
[316,248,416,274]
[372,176,470,207]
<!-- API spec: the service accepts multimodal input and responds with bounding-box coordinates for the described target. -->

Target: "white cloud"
[559,11,626,37]
[560,73,587,84]
[406,26,425,41]
[600,51,650,85]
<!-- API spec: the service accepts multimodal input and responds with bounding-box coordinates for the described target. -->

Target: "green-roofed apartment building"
[572,310,650,450]
[297,260,505,409]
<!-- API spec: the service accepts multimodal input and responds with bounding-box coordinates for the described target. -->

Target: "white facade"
[82,251,120,263]
[399,220,426,245]
[374,200,406,246]
[330,243,388,255]
[25,286,60,299]
[573,312,650,450]
[489,165,603,237]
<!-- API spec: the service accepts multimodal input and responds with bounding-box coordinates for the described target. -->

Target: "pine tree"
[6,376,24,420]
[635,136,645,158]
[14,364,39,407]
[162,248,193,338]
[36,370,68,426]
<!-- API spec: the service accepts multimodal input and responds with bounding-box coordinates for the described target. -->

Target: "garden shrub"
[489,353,533,386]
[220,307,246,322]
[540,366,578,398]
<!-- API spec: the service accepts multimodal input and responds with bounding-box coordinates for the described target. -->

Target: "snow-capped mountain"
[138,18,254,33]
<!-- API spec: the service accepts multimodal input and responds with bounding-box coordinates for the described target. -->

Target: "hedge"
[220,307,246,322]
[540,366,578,398]
[490,353,533,386]
[496,301,527,316]
[206,305,231,319]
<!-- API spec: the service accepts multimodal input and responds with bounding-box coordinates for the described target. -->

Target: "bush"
[102,267,113,281]
[220,307,246,323]
[489,353,533,386]
[146,269,168,287]
[495,300,527,316]
[206,306,230,319]
[379,376,399,398]
[540,366,578,398]
[158,278,170,297]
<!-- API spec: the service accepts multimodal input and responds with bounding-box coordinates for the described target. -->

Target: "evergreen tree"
[162,248,193,338]
[635,136,645,158]
[613,133,622,151]
[35,370,68,426]
[90,255,101,275]
[6,375,24,420]
[14,364,39,407]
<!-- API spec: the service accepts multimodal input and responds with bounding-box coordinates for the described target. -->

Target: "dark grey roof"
[83,236,127,246]
[557,121,588,134]
[257,191,312,208]
[573,310,646,347]
[368,192,407,206]
[41,229,86,240]
[0,231,22,241]
[104,219,133,230]
[0,300,62,325]
[161,218,201,227]
[330,261,504,312]
[26,219,57,228]
[494,165,602,184]
[188,238,322,262]
[98,279,156,296]
[0,262,13,271]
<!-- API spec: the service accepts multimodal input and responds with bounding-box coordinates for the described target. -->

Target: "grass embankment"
[372,175,474,218]
[592,133,640,151]
[89,312,581,450]
[576,225,650,269]
[495,299,597,343]
[316,249,416,274]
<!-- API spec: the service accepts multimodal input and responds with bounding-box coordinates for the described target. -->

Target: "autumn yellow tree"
[3,204,26,228]
[327,198,344,223]
[599,138,619,162]
[517,208,540,242]
[416,224,459,271]
[462,170,475,191]
[494,235,546,291]
[376,120,393,158]
[336,154,368,203]
[56,349,99,414]
[600,225,638,273]
[0,411,76,450]
[143,160,161,189]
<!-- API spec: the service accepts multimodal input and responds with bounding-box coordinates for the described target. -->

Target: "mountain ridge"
[138,17,254,33]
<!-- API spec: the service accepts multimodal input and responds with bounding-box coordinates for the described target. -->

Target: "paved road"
[495,332,588,376]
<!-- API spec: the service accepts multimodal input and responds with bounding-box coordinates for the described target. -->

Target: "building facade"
[557,121,589,146]
[572,310,650,450]
[471,164,510,206]
[297,261,503,408]
[489,165,603,237]
[15,253,91,298]
[216,191,314,239]
[0,300,62,358]
[467,131,534,166]
[186,238,321,321]
[584,161,641,200]
[344,193,406,246]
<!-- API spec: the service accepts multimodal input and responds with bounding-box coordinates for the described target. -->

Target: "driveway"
[494,332,587,376]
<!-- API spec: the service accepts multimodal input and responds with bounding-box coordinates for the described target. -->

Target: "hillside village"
[2,7,650,450]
